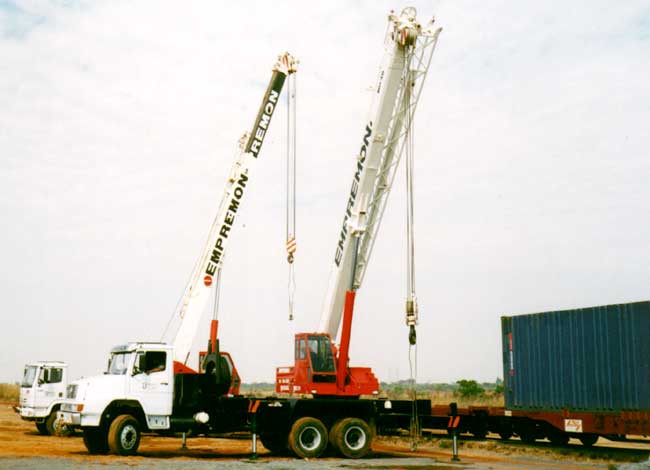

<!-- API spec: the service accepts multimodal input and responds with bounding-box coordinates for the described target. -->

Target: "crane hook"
[409,325,417,346]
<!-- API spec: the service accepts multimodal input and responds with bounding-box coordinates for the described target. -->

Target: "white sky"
[1,0,649,385]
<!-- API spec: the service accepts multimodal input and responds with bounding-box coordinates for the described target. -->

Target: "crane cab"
[276,333,378,397]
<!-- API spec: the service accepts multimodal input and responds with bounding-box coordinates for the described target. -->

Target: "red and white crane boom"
[277,8,441,397]
[319,8,440,341]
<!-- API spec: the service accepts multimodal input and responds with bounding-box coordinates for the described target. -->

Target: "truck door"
[129,350,173,419]
[35,366,64,410]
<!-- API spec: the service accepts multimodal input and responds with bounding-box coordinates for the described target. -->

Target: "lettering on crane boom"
[204,172,249,284]
[334,122,373,267]
[247,89,280,158]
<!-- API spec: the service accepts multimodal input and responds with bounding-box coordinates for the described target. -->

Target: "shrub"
[456,379,485,399]
[0,383,19,402]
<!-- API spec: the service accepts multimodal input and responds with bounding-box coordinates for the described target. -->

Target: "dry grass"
[381,387,504,407]
[429,390,504,408]
[0,384,19,403]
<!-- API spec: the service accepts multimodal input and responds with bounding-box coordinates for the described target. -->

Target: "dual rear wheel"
[288,417,328,458]
[329,417,372,458]
[287,416,372,459]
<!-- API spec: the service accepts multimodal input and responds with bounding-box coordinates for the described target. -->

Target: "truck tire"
[329,417,372,459]
[53,417,73,437]
[83,428,109,454]
[260,432,288,454]
[45,411,58,436]
[288,417,328,459]
[108,414,141,456]
[35,421,49,435]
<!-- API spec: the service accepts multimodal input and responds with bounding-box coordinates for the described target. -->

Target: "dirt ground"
[2,402,649,469]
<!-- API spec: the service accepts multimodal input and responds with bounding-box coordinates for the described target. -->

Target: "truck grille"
[66,384,78,399]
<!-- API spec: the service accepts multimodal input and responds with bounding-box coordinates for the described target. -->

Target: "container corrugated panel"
[502,300,650,412]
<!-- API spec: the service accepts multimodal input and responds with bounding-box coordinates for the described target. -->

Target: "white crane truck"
[58,8,440,460]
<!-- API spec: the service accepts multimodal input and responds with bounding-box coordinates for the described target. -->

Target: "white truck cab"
[59,342,176,454]
[17,361,68,435]
[61,342,174,427]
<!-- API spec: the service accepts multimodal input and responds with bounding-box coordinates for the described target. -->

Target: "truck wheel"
[45,411,58,436]
[288,417,328,459]
[329,417,372,459]
[260,432,288,454]
[35,421,48,435]
[108,414,141,455]
[579,434,598,447]
[83,428,109,454]
[53,417,73,437]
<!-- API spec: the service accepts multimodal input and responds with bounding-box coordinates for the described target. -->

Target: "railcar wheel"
[579,434,598,447]
[330,417,372,459]
[517,426,537,444]
[498,419,513,440]
[108,414,141,456]
[471,428,487,439]
[498,429,513,440]
[288,417,328,459]
[548,430,569,446]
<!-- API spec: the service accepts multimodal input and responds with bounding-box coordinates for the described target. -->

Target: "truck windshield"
[107,352,132,375]
[21,366,38,387]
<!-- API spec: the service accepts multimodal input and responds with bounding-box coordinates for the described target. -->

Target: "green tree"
[456,379,485,398]
[494,377,504,394]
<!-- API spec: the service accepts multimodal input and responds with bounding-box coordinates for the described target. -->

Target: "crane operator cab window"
[134,351,167,375]
[307,335,335,379]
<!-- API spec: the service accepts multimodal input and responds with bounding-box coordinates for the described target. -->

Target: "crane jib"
[334,122,372,267]
[204,172,249,279]
[245,71,287,158]
[203,71,288,284]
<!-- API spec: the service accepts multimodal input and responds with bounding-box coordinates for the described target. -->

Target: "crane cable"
[404,50,420,451]
[286,71,297,321]
[409,342,419,450]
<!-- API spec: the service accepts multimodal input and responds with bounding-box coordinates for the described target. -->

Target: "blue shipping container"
[502,301,650,412]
